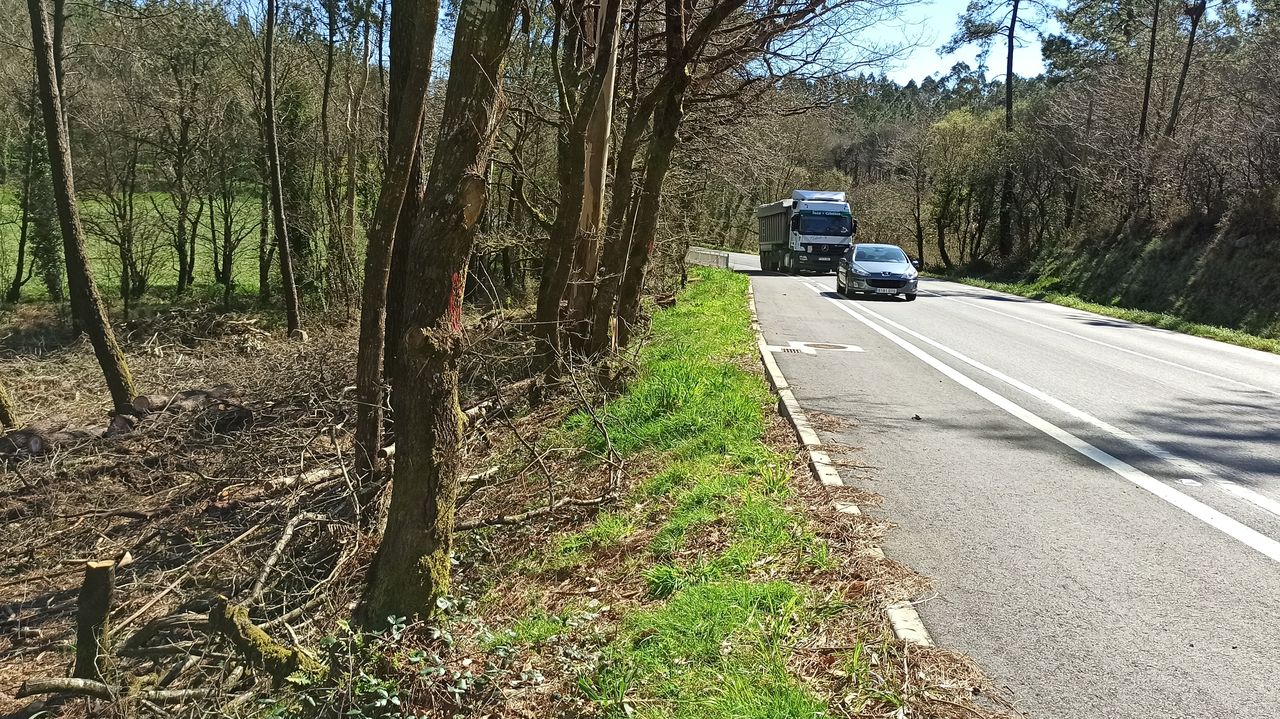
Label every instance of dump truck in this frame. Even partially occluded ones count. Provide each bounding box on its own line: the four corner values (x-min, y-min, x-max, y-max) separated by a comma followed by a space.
756, 190, 858, 273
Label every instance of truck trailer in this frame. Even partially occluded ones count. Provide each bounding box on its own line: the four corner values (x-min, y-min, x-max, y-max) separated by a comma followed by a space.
756, 190, 857, 273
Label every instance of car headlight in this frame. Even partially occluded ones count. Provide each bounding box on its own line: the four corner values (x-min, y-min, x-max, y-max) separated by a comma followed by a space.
851, 265, 870, 277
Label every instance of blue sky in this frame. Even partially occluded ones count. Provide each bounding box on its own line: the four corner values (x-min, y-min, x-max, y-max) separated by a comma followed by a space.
878, 0, 1050, 83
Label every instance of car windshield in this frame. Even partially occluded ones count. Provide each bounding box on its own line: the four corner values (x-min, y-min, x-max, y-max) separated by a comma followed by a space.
797, 213, 852, 236
854, 246, 908, 264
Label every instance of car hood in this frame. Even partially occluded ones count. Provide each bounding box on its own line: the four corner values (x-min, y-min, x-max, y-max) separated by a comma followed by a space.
854, 261, 914, 276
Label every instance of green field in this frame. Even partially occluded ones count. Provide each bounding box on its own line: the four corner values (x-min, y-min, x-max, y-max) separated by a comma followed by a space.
0, 186, 268, 307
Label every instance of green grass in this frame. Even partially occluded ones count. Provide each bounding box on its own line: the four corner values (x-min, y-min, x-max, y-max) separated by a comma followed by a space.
0, 186, 268, 304
555, 269, 843, 717
941, 273, 1280, 355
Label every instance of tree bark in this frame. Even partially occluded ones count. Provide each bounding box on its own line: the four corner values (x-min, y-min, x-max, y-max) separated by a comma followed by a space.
382, 0, 428, 388
73, 560, 115, 682
1163, 0, 1205, 138
262, 0, 303, 336
1137, 0, 1160, 144
995, 0, 1019, 259
565, 1, 623, 341
27, 0, 137, 415
362, 0, 517, 622
0, 378, 17, 428
354, 0, 441, 480
614, 86, 684, 345
535, 0, 624, 362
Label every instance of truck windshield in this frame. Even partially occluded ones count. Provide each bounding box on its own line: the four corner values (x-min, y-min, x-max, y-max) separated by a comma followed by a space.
797, 213, 852, 236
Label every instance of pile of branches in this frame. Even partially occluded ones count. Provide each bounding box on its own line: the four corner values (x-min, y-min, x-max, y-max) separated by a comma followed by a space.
1, 305, 634, 716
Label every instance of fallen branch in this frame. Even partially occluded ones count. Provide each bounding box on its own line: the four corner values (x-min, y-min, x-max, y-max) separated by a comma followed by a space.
456, 493, 613, 531
17, 677, 216, 703
208, 600, 324, 683
246, 512, 328, 607
114, 521, 268, 633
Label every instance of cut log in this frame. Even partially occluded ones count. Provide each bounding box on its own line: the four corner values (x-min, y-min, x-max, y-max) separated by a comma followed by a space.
73, 559, 116, 682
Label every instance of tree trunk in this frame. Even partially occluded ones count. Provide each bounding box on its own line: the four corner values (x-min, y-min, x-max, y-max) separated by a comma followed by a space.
1137, 0, 1160, 143
0, 378, 17, 428
995, 0, 1019, 259
27, 0, 136, 415
586, 89, 656, 356
564, 1, 623, 341
262, 0, 303, 337
354, 0, 441, 480
7, 101, 36, 303
936, 212, 955, 271
382, 0, 428, 388
362, 0, 517, 622
614, 86, 684, 346
536, 0, 624, 364
1163, 0, 1205, 138
72, 560, 115, 682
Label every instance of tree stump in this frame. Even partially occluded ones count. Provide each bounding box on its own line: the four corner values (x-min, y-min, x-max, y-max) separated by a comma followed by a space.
73, 560, 116, 682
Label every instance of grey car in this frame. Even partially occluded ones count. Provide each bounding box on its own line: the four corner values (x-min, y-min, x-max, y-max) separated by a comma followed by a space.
835, 244, 920, 301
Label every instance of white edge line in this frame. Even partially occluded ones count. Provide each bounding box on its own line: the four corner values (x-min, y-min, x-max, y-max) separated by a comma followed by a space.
746, 283, 935, 647
842, 297, 1280, 523
934, 288, 1276, 396
818, 291, 1280, 566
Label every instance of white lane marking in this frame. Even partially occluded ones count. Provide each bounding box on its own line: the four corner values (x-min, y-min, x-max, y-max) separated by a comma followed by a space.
836, 295, 1280, 522
922, 288, 1278, 396
811, 289, 1280, 564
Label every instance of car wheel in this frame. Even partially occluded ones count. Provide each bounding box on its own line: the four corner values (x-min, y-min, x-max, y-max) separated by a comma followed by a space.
904, 293, 917, 302
836, 275, 845, 294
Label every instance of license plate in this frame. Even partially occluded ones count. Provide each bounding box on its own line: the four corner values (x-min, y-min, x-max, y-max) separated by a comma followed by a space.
875, 287, 897, 294
819, 256, 832, 261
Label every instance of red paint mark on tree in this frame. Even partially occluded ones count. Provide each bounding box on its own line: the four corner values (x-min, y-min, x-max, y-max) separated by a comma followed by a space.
448, 271, 463, 332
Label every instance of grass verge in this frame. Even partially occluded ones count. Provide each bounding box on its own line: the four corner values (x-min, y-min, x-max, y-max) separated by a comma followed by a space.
465, 268, 998, 717
940, 273, 1280, 355
263, 268, 1002, 718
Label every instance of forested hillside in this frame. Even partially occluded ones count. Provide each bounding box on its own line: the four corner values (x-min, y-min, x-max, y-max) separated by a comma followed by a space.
702, 1, 1280, 336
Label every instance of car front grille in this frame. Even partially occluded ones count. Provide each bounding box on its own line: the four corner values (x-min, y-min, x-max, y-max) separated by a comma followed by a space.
867, 278, 908, 289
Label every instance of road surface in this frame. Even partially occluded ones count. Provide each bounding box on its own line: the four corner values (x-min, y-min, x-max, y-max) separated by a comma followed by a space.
727, 250, 1280, 718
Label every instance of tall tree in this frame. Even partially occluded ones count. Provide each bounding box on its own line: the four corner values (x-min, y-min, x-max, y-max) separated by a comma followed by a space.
353, 0, 442, 479
946, 0, 1046, 257
1162, 0, 1206, 138
1137, 0, 1160, 142
362, 0, 518, 621
26, 0, 137, 414
534, 0, 623, 361
262, 0, 304, 336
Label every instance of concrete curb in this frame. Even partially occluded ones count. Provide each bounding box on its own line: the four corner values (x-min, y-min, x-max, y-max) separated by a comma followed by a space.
747, 284, 935, 648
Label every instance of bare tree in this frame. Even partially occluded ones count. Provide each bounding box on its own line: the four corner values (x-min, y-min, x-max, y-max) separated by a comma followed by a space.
26, 0, 137, 414
353, 0, 441, 479
262, 0, 303, 337
363, 0, 518, 622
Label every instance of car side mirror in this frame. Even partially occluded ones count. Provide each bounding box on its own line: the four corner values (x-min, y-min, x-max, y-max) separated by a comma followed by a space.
912, 260, 922, 270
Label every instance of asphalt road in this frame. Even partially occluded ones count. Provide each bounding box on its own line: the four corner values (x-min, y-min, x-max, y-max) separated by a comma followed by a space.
726, 250, 1280, 718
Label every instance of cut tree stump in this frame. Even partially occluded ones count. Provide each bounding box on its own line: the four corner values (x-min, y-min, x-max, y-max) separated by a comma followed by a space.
73, 560, 116, 682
